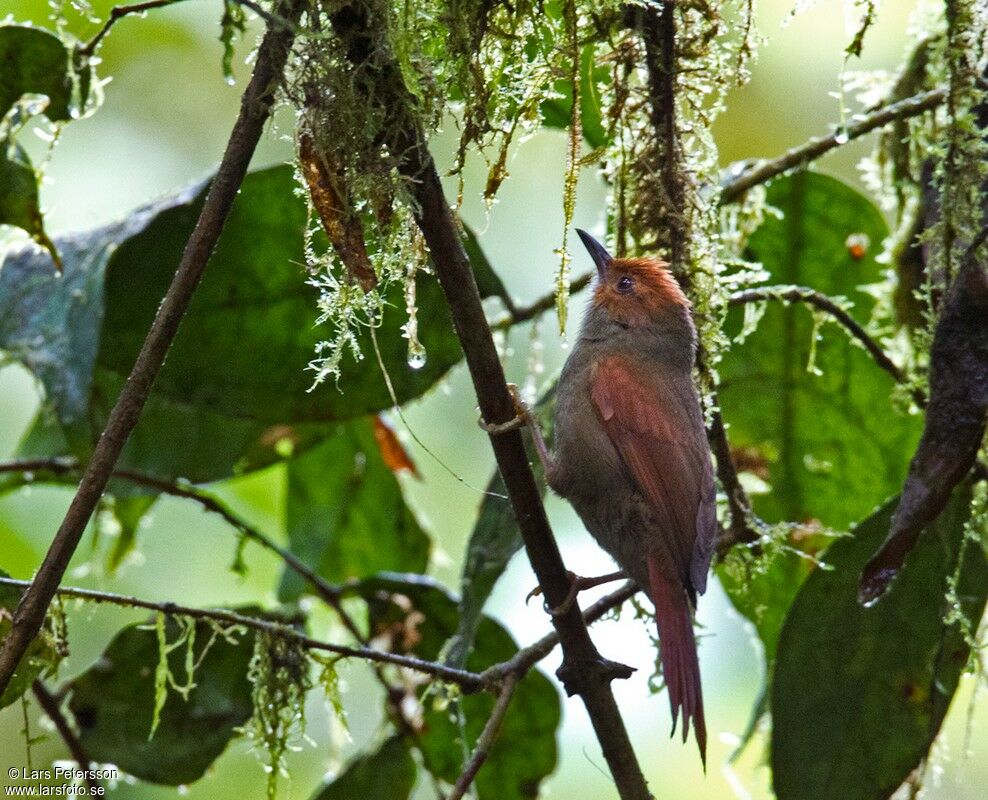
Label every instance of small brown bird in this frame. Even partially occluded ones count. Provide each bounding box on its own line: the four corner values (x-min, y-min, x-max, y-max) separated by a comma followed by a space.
521, 230, 716, 764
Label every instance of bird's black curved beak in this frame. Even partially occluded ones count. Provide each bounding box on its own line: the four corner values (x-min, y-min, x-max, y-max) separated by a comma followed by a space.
575, 229, 612, 278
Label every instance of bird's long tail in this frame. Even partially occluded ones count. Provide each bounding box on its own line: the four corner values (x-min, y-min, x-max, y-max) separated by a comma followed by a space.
648, 558, 706, 768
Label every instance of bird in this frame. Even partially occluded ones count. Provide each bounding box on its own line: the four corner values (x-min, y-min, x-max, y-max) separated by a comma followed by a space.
511, 229, 717, 765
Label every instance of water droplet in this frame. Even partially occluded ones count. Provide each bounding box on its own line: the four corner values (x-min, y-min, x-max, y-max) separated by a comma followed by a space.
407, 347, 427, 370
833, 128, 849, 145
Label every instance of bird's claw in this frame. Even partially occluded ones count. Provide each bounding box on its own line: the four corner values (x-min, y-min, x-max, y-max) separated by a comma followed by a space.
478, 383, 533, 436
527, 570, 628, 617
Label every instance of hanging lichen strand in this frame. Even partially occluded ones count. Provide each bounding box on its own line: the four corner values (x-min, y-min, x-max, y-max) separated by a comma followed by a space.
610, 1, 758, 381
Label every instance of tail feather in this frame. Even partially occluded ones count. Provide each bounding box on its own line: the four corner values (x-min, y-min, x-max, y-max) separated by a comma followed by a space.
648, 558, 707, 768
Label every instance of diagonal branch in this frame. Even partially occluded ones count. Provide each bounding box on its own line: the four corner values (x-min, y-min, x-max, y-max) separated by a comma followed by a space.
318, 7, 650, 796
31, 680, 101, 795
0, 577, 485, 689
720, 88, 946, 203
0, 0, 305, 699
447, 673, 520, 800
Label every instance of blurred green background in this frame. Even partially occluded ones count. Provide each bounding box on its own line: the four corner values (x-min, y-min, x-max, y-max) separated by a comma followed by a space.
1, 1, 985, 798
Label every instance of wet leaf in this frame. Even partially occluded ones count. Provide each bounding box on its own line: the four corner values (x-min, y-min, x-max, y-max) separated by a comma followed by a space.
771, 488, 988, 800
309, 735, 416, 800
68, 613, 256, 785
719, 171, 921, 529
0, 25, 74, 121
277, 419, 431, 600
0, 141, 59, 268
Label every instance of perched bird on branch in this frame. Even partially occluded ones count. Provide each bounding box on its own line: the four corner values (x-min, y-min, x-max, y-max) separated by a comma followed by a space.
506, 230, 716, 765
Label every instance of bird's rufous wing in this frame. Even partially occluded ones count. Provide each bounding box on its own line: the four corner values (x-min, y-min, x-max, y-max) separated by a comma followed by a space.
590, 355, 716, 596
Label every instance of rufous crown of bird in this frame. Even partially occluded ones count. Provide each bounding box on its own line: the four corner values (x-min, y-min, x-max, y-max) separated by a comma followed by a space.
484, 229, 716, 767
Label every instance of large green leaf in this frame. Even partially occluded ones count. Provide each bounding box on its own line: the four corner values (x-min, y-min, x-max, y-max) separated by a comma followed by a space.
309, 736, 416, 800
771, 488, 988, 800
350, 574, 560, 800
0, 25, 74, 121
719, 171, 921, 529
0, 165, 467, 484
278, 419, 431, 599
68, 613, 257, 785
446, 385, 556, 668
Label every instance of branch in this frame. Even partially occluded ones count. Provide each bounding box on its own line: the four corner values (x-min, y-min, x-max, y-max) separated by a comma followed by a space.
447, 674, 519, 800
0, 577, 485, 690
0, 458, 432, 747
708, 406, 762, 554
494, 271, 594, 330
0, 0, 305, 699
316, 6, 651, 798
78, 0, 293, 58
721, 89, 947, 204
31, 680, 101, 795
727, 286, 921, 402
860, 230, 988, 603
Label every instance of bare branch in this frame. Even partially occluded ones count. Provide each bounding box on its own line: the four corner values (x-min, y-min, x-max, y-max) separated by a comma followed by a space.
80, 0, 190, 58
727, 286, 919, 401
0, 577, 486, 689
721, 89, 946, 204
447, 674, 519, 800
31, 680, 101, 795
0, 0, 305, 699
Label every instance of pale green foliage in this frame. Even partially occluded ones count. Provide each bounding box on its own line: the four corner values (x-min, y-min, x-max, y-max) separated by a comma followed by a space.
149, 613, 199, 740
242, 632, 311, 800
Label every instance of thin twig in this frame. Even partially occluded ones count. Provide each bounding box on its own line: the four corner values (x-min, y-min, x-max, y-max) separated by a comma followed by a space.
0, 577, 485, 690
30, 680, 101, 795
0, 0, 305, 700
447, 674, 519, 800
80, 0, 188, 58
727, 286, 918, 399
494, 271, 594, 330
720, 88, 946, 203
78, 0, 295, 59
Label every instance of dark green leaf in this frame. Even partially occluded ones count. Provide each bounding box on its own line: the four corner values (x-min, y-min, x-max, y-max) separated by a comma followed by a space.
68, 614, 257, 785
309, 736, 416, 800
0, 142, 58, 267
540, 44, 609, 149
278, 419, 431, 599
446, 386, 556, 668
0, 570, 59, 709
719, 171, 921, 529
350, 574, 560, 800
771, 488, 988, 800
0, 25, 73, 121
0, 165, 464, 485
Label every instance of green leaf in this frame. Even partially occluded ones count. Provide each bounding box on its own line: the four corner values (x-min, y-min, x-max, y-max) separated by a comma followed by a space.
0, 570, 60, 709
0, 165, 465, 484
309, 736, 416, 800
540, 44, 610, 149
719, 171, 921, 529
0, 141, 58, 267
350, 574, 560, 800
68, 613, 257, 785
446, 385, 556, 668
771, 488, 988, 800
0, 25, 74, 121
277, 419, 431, 599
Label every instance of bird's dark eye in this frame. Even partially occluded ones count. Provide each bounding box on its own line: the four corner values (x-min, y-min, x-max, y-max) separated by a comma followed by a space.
616, 275, 634, 293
